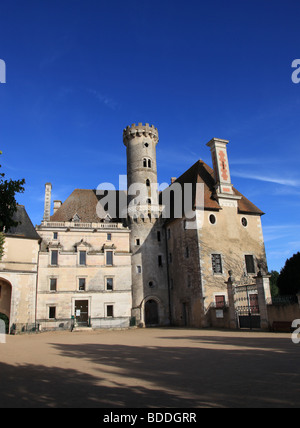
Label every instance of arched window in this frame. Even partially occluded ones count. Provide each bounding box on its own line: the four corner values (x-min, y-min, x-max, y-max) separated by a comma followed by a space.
143, 158, 147, 168
148, 159, 151, 168
146, 179, 150, 187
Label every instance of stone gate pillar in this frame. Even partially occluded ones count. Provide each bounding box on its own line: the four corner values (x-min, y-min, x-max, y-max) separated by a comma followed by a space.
226, 271, 237, 329
255, 272, 270, 330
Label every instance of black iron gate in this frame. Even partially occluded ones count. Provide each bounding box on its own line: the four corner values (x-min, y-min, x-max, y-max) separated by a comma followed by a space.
235, 285, 261, 330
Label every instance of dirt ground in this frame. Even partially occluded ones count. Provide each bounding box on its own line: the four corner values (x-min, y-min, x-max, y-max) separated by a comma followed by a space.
0, 327, 299, 408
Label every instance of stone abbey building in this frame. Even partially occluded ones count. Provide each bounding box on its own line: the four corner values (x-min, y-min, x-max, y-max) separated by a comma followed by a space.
0, 123, 271, 332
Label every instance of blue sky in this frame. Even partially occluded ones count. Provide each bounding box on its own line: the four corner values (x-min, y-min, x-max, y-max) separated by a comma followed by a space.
0, 0, 300, 272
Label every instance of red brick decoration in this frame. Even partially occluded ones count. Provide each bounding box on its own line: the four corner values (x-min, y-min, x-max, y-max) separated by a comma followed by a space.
219, 151, 229, 181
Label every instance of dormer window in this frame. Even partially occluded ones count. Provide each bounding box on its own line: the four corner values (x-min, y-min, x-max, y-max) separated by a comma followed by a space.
73, 213, 81, 222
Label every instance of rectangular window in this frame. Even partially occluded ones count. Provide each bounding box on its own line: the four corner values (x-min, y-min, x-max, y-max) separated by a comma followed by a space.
106, 305, 114, 317
136, 265, 142, 274
250, 294, 259, 313
49, 306, 56, 319
158, 255, 163, 267
107, 233, 112, 241
79, 278, 86, 291
53, 232, 58, 240
79, 251, 87, 266
157, 231, 161, 242
212, 254, 223, 274
51, 250, 58, 266
50, 278, 57, 292
185, 247, 190, 258
245, 255, 255, 274
106, 251, 113, 266
106, 278, 113, 291
215, 295, 226, 308
135, 238, 140, 246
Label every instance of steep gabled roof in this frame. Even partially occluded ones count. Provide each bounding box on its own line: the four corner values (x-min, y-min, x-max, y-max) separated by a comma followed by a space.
5, 205, 41, 240
162, 160, 264, 216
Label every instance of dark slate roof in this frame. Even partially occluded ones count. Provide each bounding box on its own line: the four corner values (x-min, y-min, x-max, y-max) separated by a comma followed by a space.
5, 205, 41, 240
161, 160, 264, 217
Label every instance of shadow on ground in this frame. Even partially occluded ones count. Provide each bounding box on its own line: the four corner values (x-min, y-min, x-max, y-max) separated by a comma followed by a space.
0, 332, 299, 408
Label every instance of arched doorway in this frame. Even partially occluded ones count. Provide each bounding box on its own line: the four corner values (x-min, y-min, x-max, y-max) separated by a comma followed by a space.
0, 278, 12, 333
145, 299, 159, 326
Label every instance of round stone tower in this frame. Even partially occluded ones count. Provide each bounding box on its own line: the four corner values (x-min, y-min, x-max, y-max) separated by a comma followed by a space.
123, 123, 169, 327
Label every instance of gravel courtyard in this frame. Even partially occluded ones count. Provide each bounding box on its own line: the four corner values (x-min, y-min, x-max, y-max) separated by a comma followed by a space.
0, 328, 299, 408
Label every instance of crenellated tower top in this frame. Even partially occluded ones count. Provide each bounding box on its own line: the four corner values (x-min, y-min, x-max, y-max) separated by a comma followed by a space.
123, 123, 159, 146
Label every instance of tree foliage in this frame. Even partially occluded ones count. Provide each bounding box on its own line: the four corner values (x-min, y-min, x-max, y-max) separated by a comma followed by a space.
269, 270, 280, 297
277, 252, 300, 296
0, 151, 25, 260
0, 150, 25, 232
0, 232, 4, 260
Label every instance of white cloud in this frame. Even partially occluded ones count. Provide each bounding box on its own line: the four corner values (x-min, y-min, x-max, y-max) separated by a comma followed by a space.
231, 171, 300, 188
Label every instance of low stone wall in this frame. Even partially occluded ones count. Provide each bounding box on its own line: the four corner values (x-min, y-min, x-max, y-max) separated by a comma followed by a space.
267, 303, 300, 331
207, 307, 232, 329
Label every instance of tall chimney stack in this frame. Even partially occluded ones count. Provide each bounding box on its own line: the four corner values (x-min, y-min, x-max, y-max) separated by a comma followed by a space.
43, 183, 52, 222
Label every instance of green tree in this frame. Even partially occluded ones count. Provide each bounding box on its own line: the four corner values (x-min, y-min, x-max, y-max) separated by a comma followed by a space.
269, 270, 280, 297
0, 232, 4, 259
0, 151, 25, 260
277, 252, 300, 296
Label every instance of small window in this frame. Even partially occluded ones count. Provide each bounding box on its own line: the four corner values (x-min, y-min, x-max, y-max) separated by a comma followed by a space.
51, 250, 58, 266
106, 305, 114, 317
137, 265, 142, 274
53, 232, 58, 240
146, 179, 150, 187
143, 158, 147, 168
149, 281, 154, 288
135, 238, 140, 246
241, 217, 248, 227
245, 255, 255, 274
212, 254, 223, 274
79, 251, 87, 266
107, 233, 112, 241
158, 255, 163, 267
185, 247, 190, 258
144, 142, 149, 148
49, 306, 56, 319
157, 231, 161, 242
215, 295, 226, 308
106, 278, 113, 291
106, 251, 113, 266
146, 198, 151, 205
209, 214, 216, 225
79, 278, 86, 291
50, 278, 57, 292
148, 159, 151, 168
